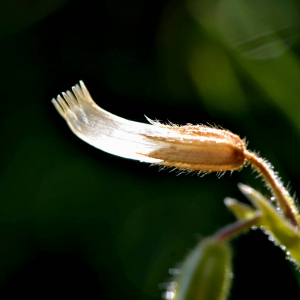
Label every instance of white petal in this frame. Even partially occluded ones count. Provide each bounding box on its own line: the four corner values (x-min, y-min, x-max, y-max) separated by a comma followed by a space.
52, 81, 167, 163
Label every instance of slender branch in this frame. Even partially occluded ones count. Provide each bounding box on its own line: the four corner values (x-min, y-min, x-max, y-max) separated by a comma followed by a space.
214, 214, 262, 242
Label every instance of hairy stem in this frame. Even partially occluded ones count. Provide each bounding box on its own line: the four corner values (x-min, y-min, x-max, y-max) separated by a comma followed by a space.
245, 150, 299, 228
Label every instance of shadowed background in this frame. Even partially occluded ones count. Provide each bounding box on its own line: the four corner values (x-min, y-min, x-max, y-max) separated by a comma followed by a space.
1, 0, 300, 299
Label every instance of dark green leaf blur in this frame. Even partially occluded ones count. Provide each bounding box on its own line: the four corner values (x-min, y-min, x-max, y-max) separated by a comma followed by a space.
1, 0, 300, 299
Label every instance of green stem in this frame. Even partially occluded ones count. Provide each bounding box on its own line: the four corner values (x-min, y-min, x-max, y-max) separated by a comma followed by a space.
214, 214, 262, 242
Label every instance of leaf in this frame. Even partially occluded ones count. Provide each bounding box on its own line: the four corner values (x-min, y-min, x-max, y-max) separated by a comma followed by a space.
237, 184, 300, 264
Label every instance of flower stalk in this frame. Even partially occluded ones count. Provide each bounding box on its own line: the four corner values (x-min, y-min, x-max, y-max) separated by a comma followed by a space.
244, 150, 300, 228
214, 213, 262, 242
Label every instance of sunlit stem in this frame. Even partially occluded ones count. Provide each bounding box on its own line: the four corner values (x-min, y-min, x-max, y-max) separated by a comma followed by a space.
245, 150, 300, 228
214, 214, 262, 242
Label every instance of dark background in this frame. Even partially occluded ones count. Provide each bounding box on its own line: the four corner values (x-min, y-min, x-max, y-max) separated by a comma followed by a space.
1, 0, 300, 299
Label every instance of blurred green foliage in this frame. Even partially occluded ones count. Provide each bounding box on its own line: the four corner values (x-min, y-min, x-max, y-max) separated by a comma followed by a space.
1, 0, 300, 299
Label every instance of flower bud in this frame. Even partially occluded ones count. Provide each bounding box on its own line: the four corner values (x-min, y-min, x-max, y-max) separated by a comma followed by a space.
52, 81, 246, 172
166, 238, 232, 300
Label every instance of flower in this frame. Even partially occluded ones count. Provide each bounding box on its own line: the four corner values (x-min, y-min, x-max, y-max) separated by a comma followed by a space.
52, 81, 246, 172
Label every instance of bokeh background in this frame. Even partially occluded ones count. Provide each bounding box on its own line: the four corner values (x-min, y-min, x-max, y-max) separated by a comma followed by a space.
1, 0, 300, 299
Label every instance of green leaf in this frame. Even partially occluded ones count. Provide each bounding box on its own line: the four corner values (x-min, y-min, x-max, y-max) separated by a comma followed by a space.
238, 184, 300, 265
